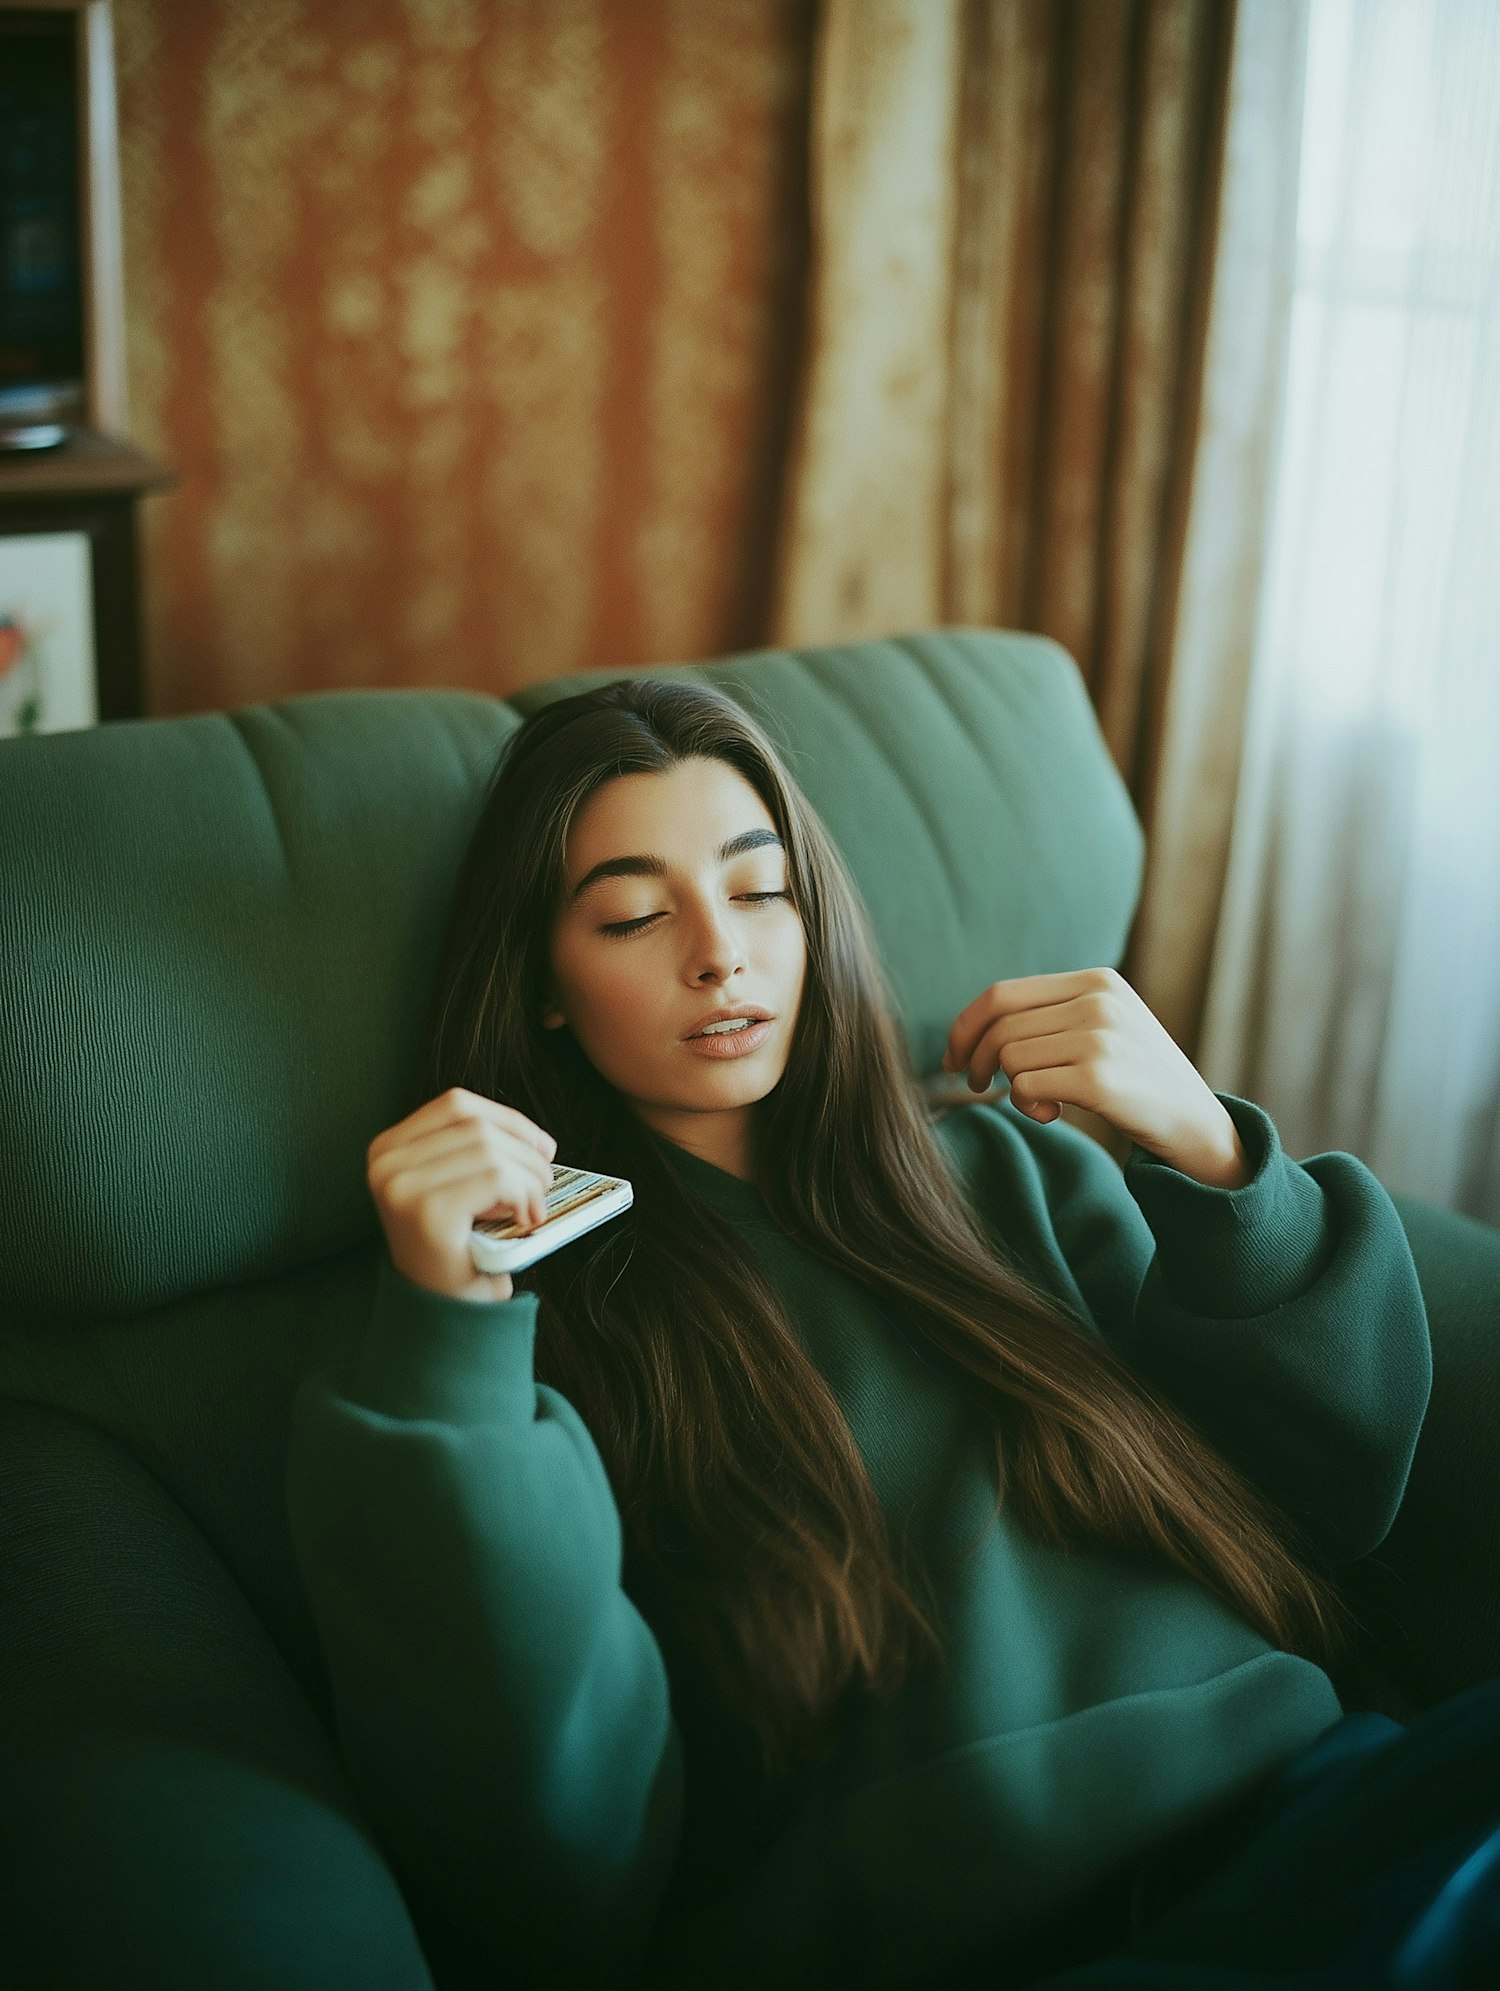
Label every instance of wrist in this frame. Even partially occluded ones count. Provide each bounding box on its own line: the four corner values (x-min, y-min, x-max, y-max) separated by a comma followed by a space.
385, 1243, 513, 1306
1171, 1108, 1252, 1189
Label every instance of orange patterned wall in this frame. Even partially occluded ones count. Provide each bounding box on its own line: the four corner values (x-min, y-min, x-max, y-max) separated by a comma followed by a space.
113, 0, 815, 716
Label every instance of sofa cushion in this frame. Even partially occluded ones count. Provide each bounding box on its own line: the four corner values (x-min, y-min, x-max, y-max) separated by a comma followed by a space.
0, 690, 514, 1319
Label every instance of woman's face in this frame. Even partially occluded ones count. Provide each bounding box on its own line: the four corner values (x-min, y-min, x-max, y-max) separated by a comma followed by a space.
543, 756, 808, 1180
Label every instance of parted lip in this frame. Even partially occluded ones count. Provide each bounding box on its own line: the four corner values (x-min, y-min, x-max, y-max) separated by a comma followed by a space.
682, 1003, 774, 1040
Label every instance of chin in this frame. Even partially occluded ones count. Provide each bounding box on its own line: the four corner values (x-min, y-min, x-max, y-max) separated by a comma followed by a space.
685, 1071, 775, 1099
674, 1061, 785, 1104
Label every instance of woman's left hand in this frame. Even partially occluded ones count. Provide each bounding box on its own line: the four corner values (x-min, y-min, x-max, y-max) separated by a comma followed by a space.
941, 966, 1251, 1189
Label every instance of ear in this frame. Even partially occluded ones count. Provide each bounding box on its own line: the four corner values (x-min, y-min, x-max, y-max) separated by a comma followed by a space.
541, 1003, 566, 1031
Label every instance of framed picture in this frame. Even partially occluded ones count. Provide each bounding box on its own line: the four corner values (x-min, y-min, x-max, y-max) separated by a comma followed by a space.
0, 528, 97, 737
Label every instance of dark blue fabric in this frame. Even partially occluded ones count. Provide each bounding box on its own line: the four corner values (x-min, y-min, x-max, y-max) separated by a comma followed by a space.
1024, 1680, 1500, 1989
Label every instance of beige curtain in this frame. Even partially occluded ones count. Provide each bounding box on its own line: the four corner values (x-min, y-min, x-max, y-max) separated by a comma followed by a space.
770, 0, 1306, 1064
1125, 1, 1308, 1052
1200, 0, 1500, 1226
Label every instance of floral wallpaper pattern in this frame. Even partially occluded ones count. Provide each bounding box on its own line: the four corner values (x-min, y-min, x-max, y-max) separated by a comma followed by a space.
113, 0, 814, 715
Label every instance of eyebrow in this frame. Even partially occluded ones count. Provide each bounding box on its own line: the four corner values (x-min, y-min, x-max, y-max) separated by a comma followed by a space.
569, 828, 785, 903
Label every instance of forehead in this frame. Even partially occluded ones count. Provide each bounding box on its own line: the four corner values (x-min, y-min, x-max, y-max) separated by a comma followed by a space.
564, 758, 776, 873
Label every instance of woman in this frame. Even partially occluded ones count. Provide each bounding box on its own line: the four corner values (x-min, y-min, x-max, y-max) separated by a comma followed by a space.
287, 677, 1496, 1990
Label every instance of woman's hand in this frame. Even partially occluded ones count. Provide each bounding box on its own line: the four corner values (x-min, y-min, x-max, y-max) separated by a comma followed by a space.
941, 966, 1250, 1189
366, 1087, 559, 1303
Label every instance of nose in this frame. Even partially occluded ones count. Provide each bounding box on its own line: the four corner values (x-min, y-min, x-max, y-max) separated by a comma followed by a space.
684, 899, 746, 985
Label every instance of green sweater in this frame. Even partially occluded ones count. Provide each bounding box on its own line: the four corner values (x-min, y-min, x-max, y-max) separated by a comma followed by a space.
285, 1092, 1431, 1989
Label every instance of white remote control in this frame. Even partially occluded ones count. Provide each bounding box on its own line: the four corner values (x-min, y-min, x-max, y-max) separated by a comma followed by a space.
469, 1163, 633, 1274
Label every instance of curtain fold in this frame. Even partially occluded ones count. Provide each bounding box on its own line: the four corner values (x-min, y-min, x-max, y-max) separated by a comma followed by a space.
770, 0, 965, 640
769, 0, 1247, 1049
1121, 0, 1309, 1052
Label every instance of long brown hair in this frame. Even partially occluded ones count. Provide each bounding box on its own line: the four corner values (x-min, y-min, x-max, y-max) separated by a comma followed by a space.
419, 676, 1362, 1782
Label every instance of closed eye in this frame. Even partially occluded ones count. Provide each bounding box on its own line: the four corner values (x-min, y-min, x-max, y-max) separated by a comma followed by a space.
599, 891, 790, 938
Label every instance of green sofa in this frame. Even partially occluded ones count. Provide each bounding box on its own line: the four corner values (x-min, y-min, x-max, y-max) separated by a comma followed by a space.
2, 627, 1496, 1988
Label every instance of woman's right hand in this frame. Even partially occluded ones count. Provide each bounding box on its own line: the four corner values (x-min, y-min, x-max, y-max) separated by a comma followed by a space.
366, 1087, 558, 1304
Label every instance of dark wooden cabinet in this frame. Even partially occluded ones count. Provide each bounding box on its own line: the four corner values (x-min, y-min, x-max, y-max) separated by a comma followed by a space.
2, 3, 173, 732
0, 428, 174, 724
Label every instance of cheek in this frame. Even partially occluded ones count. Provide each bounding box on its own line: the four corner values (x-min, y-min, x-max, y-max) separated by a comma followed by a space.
781, 913, 809, 987
558, 940, 668, 1041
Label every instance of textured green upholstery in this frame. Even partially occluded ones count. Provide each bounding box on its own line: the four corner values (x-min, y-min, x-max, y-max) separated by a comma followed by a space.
1342, 1194, 1500, 1704
1, 691, 518, 1320
1, 626, 1495, 1989
1, 628, 1141, 1324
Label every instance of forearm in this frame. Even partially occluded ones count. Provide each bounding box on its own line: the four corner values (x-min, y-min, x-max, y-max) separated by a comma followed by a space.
1117, 1096, 1433, 1561
286, 1254, 683, 1983
968, 1093, 1434, 1566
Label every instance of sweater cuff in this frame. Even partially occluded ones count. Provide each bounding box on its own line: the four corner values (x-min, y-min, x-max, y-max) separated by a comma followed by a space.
344, 1251, 542, 1426
1122, 1092, 1331, 1318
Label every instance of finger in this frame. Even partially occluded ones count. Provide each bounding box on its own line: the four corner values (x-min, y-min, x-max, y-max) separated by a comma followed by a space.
368, 1120, 502, 1184
1007, 1064, 1083, 1120
987, 992, 1113, 1049
462, 1167, 552, 1233
942, 970, 1111, 1074
368, 1092, 472, 1160
951, 1003, 1093, 1089
380, 1141, 550, 1222
475, 1196, 546, 1230
955, 1007, 1100, 1088
369, 1123, 551, 1200
370, 1089, 557, 1166
984, 1026, 1096, 1093
427, 1171, 548, 1237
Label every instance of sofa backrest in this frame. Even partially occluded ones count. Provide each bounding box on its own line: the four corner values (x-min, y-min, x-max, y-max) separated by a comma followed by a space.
1, 627, 1139, 1326
0, 626, 1133, 1718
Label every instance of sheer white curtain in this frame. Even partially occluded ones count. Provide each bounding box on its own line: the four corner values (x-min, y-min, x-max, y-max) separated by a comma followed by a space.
1200, 0, 1500, 1226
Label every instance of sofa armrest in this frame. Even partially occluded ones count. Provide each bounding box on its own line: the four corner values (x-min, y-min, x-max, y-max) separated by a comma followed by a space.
0, 1399, 437, 1991
1336, 1195, 1500, 1705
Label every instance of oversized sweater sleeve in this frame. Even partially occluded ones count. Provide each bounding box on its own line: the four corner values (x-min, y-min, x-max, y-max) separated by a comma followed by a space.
938, 1089, 1432, 1567
284, 1251, 684, 1989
